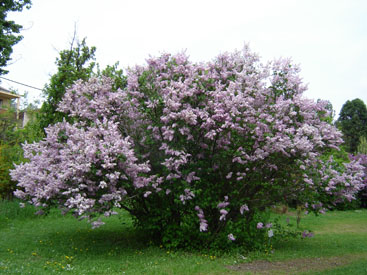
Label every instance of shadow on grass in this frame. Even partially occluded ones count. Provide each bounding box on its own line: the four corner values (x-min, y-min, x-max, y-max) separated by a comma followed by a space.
2, 207, 163, 262
44, 224, 151, 254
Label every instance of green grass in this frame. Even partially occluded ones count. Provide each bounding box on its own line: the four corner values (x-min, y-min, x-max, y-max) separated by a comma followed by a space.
273, 210, 367, 258
1, 200, 367, 274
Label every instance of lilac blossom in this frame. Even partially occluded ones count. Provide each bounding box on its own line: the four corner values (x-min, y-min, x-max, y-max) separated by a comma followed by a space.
217, 196, 230, 209
349, 154, 367, 204
195, 206, 208, 232
228, 233, 236, 241
240, 204, 249, 214
219, 209, 228, 221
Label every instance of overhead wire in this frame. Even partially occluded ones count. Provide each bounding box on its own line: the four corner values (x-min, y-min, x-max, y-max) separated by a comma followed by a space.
0, 76, 43, 91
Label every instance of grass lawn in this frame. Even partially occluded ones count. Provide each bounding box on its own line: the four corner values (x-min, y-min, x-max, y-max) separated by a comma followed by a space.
1, 200, 367, 274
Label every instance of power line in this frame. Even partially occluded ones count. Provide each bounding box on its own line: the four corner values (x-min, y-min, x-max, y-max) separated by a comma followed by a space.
0, 76, 43, 91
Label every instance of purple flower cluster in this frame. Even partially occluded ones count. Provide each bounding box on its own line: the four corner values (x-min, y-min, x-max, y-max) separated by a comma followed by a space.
195, 206, 208, 232
11, 46, 365, 235
11, 119, 152, 224
302, 230, 314, 238
257, 222, 272, 229
349, 154, 367, 203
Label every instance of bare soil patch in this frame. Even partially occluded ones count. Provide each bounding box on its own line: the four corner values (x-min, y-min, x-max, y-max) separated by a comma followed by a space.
226, 254, 366, 274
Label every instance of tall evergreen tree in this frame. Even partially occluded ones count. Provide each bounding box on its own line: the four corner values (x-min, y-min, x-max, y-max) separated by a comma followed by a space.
0, 0, 32, 75
337, 98, 367, 153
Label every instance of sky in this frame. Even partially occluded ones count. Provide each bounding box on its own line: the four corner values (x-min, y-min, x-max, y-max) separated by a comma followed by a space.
2, 0, 367, 118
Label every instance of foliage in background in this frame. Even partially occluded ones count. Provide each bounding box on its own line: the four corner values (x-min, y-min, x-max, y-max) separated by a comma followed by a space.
96, 62, 127, 91
357, 136, 367, 155
0, 0, 32, 75
337, 98, 367, 153
0, 96, 42, 199
335, 99, 367, 208
11, 47, 365, 250
0, 105, 19, 199
0, 144, 23, 199
0, 106, 17, 142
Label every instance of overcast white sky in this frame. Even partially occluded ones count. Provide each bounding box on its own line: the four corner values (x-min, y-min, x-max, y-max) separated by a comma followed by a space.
2, 0, 367, 117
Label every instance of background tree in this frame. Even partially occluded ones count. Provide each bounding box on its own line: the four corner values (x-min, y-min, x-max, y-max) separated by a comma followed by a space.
96, 62, 127, 91
0, 93, 41, 199
0, 0, 32, 75
357, 136, 367, 155
37, 36, 96, 131
0, 105, 18, 142
337, 98, 367, 153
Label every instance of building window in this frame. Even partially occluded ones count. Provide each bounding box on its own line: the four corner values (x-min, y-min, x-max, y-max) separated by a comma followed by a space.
0, 99, 3, 108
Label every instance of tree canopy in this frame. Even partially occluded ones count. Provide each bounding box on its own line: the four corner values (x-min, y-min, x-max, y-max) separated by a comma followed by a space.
0, 0, 32, 75
37, 37, 97, 130
337, 98, 367, 153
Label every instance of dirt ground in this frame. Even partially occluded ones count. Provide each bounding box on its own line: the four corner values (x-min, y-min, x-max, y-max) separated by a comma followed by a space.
226, 255, 364, 274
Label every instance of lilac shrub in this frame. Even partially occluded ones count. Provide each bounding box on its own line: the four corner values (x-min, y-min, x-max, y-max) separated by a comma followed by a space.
349, 154, 367, 207
11, 46, 365, 249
